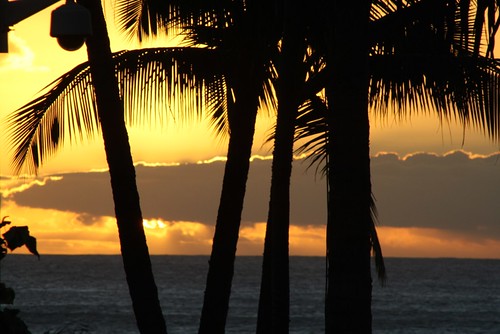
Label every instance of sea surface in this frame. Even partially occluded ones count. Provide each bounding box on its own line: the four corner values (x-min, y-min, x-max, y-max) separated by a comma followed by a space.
1, 255, 499, 333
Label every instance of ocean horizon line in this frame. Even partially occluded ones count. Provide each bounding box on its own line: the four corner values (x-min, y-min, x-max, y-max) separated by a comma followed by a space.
5, 253, 500, 261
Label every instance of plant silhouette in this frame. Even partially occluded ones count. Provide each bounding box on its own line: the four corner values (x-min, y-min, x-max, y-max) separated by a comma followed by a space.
6, 1, 171, 332
113, 2, 280, 332
0, 216, 39, 334
293, 1, 500, 332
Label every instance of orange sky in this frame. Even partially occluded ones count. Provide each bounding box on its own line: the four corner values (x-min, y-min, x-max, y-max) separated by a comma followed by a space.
1, 1, 499, 258
4, 199, 500, 258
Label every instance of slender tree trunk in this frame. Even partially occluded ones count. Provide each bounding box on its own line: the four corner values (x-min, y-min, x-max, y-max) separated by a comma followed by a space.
198, 68, 260, 334
79, 1, 167, 333
257, 1, 305, 332
325, 1, 373, 333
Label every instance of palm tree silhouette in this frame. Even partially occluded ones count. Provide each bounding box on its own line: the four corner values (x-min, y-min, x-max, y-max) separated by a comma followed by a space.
294, 1, 500, 332
255, 1, 310, 332
114, 1, 283, 332
7, 1, 374, 333
114, 3, 318, 332
68, 1, 169, 333
7, 46, 229, 332
6, 4, 228, 334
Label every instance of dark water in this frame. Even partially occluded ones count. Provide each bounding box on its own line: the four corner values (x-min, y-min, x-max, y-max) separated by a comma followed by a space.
1, 255, 499, 333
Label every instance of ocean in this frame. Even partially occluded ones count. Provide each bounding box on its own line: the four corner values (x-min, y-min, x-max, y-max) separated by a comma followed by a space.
1, 255, 499, 333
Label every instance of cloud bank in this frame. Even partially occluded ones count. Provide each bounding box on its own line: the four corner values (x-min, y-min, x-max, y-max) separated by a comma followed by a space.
372, 150, 500, 239
3, 157, 326, 227
2, 151, 499, 251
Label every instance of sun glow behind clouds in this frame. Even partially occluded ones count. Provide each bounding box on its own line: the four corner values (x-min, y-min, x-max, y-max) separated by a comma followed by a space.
143, 218, 167, 230
142, 219, 214, 254
2, 199, 500, 258
0, 152, 500, 258
377, 226, 500, 259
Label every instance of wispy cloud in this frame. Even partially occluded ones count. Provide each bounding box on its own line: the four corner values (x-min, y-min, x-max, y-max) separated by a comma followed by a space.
1, 175, 63, 198
0, 33, 49, 72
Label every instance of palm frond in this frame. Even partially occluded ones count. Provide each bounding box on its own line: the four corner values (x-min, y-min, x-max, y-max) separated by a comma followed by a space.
114, 0, 245, 42
297, 0, 500, 172
369, 45, 500, 142
113, 0, 167, 41
291, 48, 329, 172
113, 0, 282, 143
369, 0, 500, 142
370, 0, 497, 57
6, 47, 228, 175
6, 62, 99, 175
294, 95, 329, 171
206, 75, 230, 139
370, 194, 387, 284
114, 47, 227, 127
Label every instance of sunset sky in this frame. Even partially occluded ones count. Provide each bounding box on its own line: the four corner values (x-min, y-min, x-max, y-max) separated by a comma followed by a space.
1, 1, 499, 258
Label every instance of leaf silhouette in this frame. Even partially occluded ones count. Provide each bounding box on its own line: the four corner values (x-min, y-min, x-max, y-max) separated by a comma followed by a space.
0, 283, 15, 304
25, 236, 40, 259
0, 216, 11, 229
0, 239, 7, 261
2, 226, 40, 258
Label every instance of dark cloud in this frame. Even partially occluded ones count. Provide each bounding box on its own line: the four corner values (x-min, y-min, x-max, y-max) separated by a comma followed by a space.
5, 151, 500, 239
6, 171, 115, 218
372, 151, 500, 238
6, 158, 325, 226
76, 213, 104, 226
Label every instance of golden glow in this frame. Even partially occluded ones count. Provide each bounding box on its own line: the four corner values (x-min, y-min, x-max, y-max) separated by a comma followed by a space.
370, 111, 500, 156
143, 218, 167, 230
1, 1, 497, 177
0, 200, 121, 255
0, 34, 50, 72
289, 225, 326, 256
377, 226, 500, 259
142, 219, 215, 255
1, 199, 500, 258
238, 223, 326, 256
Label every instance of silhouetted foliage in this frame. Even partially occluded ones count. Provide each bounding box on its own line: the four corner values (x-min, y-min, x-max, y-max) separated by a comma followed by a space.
0, 217, 39, 261
301, 1, 500, 333
0, 216, 39, 334
113, 1, 281, 332
0, 308, 31, 334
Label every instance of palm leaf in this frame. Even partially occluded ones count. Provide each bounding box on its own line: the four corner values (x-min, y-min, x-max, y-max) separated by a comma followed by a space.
294, 2, 500, 281
114, 0, 281, 141
6, 47, 228, 174
369, 0, 500, 141
369, 195, 387, 284
369, 53, 500, 140
294, 95, 329, 170
114, 0, 244, 42
7, 62, 98, 175
370, 0, 495, 56
297, 0, 500, 165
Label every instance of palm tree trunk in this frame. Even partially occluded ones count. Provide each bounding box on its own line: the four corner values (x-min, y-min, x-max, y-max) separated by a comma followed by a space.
325, 1, 373, 333
257, 2, 304, 332
79, 1, 167, 333
198, 71, 260, 334
256, 77, 294, 334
